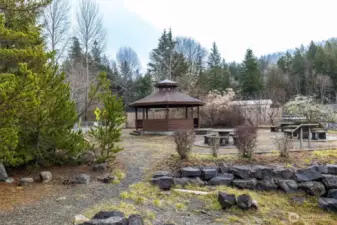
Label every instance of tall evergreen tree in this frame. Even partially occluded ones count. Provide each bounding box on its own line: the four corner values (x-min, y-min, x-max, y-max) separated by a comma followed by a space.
148, 29, 187, 81
0, 0, 82, 166
206, 42, 226, 91
240, 49, 263, 96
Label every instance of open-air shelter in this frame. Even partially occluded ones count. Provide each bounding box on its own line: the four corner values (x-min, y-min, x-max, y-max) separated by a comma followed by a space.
129, 80, 205, 131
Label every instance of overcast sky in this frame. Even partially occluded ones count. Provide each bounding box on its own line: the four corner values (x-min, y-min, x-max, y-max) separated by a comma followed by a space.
73, 0, 337, 68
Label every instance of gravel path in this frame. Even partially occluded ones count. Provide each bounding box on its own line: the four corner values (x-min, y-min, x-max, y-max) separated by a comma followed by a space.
0, 133, 171, 225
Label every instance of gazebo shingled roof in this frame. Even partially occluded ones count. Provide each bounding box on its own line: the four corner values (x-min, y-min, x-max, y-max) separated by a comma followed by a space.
129, 80, 205, 108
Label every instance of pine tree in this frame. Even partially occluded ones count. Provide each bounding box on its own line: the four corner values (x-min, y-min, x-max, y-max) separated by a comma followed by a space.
206, 42, 225, 91
0, 0, 82, 166
69, 37, 83, 62
240, 49, 263, 96
148, 29, 187, 81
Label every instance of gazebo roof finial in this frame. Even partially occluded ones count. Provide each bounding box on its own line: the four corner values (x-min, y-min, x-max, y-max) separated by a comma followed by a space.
155, 79, 178, 88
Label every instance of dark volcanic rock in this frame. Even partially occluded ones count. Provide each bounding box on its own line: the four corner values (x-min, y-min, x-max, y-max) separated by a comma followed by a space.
72, 174, 91, 184
97, 175, 115, 184
152, 171, 170, 179
231, 165, 252, 179
309, 165, 328, 174
273, 168, 294, 179
295, 167, 322, 182
319, 198, 337, 212
253, 165, 274, 180
128, 214, 144, 225
322, 174, 337, 189
327, 164, 337, 174
154, 176, 174, 190
237, 194, 252, 210
208, 174, 233, 186
327, 189, 337, 199
174, 177, 204, 187
181, 167, 201, 178
298, 181, 326, 196
233, 179, 257, 189
92, 211, 125, 219
218, 163, 229, 174
92, 163, 107, 172
218, 192, 236, 209
275, 179, 298, 193
201, 168, 218, 181
256, 179, 277, 191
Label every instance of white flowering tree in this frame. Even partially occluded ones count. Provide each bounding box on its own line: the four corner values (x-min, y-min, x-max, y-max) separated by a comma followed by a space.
284, 95, 336, 123
200, 89, 241, 127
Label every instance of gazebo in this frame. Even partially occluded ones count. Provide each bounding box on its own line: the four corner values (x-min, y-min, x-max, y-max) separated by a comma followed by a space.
129, 80, 205, 132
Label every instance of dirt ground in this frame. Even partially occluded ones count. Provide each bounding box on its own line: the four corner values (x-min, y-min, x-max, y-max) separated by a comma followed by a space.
1, 129, 337, 225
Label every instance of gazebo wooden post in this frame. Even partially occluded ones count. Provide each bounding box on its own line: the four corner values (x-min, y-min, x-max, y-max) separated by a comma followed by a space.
135, 108, 138, 130
142, 108, 145, 120
185, 107, 188, 118
146, 108, 148, 119
191, 107, 194, 118
197, 106, 200, 128
166, 105, 169, 120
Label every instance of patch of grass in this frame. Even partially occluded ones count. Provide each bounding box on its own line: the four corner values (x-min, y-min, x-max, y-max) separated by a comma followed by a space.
175, 203, 187, 211
112, 169, 126, 184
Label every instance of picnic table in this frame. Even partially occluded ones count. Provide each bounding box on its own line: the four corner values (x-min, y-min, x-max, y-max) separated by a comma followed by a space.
210, 129, 235, 136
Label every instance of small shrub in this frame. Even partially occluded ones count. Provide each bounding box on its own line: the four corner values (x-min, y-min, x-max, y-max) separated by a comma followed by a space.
274, 135, 292, 158
235, 125, 258, 159
209, 136, 220, 157
174, 129, 195, 160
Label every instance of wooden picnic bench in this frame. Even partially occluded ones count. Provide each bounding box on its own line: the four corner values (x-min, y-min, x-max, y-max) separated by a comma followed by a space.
204, 134, 230, 146
311, 128, 327, 140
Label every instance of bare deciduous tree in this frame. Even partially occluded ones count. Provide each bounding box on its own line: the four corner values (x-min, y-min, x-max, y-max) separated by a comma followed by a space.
43, 0, 70, 63
76, 0, 106, 121
315, 74, 332, 103
116, 47, 141, 80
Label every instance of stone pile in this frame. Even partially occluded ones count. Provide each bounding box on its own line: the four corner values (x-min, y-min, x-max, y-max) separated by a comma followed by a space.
151, 164, 337, 212
79, 210, 144, 225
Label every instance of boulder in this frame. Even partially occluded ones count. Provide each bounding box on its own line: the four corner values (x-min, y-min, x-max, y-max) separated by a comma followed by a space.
5, 177, 14, 184
298, 181, 326, 196
97, 175, 115, 184
80, 217, 128, 225
275, 179, 298, 193
233, 179, 257, 189
273, 168, 294, 179
327, 189, 337, 199
231, 165, 252, 179
218, 192, 236, 209
19, 177, 34, 186
256, 179, 277, 191
253, 165, 274, 180
92, 211, 124, 219
295, 167, 322, 182
152, 171, 170, 179
233, 179, 253, 189
72, 174, 91, 184
309, 165, 328, 174
174, 177, 204, 187
326, 164, 337, 174
128, 214, 144, 225
201, 168, 218, 181
218, 163, 229, 174
319, 198, 337, 212
40, 171, 52, 183
237, 194, 252, 210
208, 174, 234, 186
0, 163, 8, 181
93, 163, 107, 172
181, 167, 201, 178
322, 174, 337, 189
80, 151, 96, 164
154, 176, 174, 190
